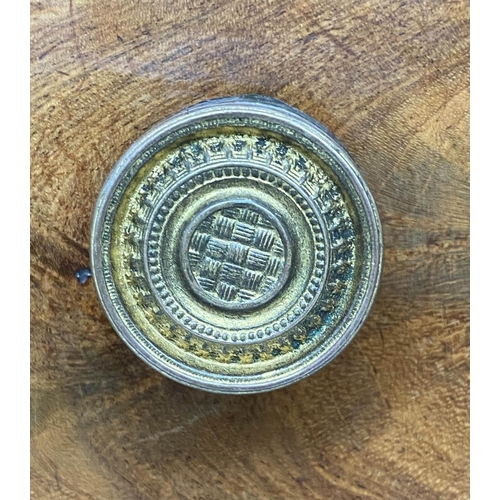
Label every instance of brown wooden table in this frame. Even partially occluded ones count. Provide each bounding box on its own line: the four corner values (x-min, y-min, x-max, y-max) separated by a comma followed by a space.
31, 1, 470, 498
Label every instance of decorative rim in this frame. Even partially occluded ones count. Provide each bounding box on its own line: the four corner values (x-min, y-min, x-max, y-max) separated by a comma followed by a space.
90, 95, 383, 394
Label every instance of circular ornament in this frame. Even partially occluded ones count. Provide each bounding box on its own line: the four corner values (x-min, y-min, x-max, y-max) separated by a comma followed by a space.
91, 95, 383, 393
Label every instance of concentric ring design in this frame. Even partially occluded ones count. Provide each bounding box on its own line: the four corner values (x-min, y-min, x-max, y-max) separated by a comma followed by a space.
90, 95, 383, 394
143, 157, 332, 344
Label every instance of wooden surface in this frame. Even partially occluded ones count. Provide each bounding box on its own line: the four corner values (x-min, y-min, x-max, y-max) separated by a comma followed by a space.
30, 1, 470, 498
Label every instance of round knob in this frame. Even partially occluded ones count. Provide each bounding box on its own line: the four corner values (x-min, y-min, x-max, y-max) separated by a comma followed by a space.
90, 95, 383, 394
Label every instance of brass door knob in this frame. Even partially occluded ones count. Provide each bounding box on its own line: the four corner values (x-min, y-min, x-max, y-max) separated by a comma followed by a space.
91, 95, 383, 393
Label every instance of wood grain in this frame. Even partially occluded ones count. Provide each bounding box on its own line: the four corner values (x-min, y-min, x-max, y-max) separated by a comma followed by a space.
31, 0, 469, 498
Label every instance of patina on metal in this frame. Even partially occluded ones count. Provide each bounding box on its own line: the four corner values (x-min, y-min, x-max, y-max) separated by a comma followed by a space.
90, 95, 383, 394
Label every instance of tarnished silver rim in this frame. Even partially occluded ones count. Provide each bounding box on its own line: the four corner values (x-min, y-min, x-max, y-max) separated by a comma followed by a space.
90, 95, 383, 394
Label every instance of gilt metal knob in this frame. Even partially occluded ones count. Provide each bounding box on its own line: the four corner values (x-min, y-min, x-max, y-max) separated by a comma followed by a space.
91, 95, 383, 393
